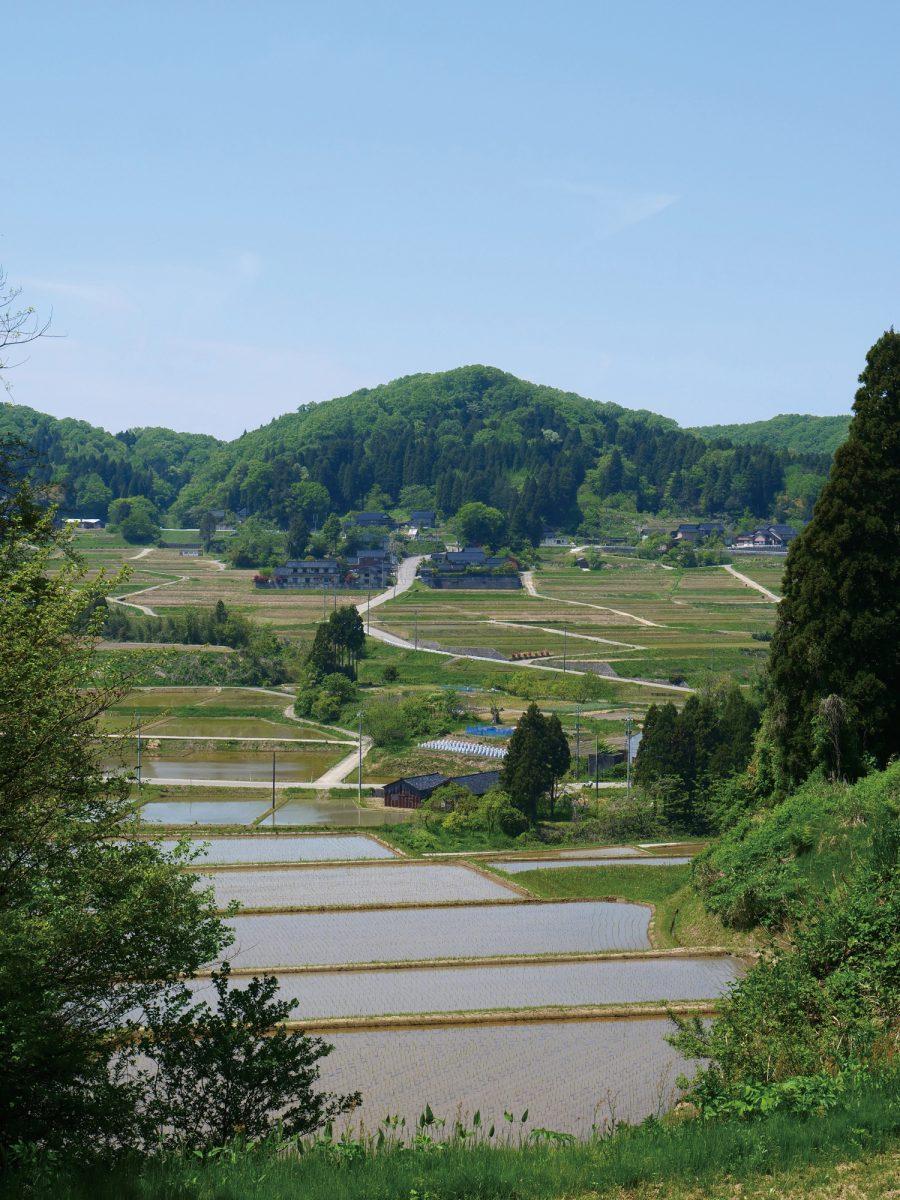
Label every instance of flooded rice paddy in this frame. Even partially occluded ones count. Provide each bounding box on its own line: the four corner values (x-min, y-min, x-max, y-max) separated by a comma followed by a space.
105, 746, 341, 782
272, 799, 411, 826
121, 716, 343, 740
317, 1019, 698, 1136
490, 856, 691, 873
206, 863, 519, 910
154, 833, 398, 864
225, 900, 651, 968
190, 955, 740, 1019
136, 800, 271, 825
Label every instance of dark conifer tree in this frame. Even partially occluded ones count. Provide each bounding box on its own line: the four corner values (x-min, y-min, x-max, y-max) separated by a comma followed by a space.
768, 331, 900, 781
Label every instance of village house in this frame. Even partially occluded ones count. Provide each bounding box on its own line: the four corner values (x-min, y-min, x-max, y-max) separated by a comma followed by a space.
408, 509, 436, 528
731, 523, 798, 549
382, 770, 502, 810
353, 510, 395, 529
269, 559, 341, 588
419, 546, 521, 589
669, 521, 725, 545
64, 517, 104, 530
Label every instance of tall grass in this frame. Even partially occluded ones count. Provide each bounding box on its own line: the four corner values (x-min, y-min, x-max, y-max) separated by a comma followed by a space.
7, 1071, 897, 1200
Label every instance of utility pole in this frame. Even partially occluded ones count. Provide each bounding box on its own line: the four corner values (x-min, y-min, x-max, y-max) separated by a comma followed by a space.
272, 750, 276, 826
357, 710, 363, 824
414, 607, 419, 651
575, 705, 581, 781
322, 585, 326, 620
625, 712, 633, 792
594, 733, 600, 793
562, 623, 568, 673
136, 714, 142, 799
366, 589, 371, 634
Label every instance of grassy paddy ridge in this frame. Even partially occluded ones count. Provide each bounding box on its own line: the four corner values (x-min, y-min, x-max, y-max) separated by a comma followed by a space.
10, 1074, 897, 1200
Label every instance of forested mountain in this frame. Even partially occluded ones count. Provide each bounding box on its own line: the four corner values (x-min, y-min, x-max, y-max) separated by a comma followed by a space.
690, 412, 851, 456
0, 401, 220, 516
3, 367, 834, 534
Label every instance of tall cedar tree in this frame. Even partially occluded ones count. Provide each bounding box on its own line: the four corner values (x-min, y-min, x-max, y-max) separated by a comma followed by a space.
501, 702, 569, 823
768, 331, 900, 781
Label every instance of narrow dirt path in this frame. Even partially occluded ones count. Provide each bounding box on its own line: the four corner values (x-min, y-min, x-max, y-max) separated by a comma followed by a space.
487, 618, 645, 651
108, 575, 187, 617
520, 570, 666, 628
721, 563, 781, 602
129, 546, 154, 561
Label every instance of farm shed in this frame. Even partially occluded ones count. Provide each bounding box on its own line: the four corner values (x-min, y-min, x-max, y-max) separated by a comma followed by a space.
383, 770, 502, 810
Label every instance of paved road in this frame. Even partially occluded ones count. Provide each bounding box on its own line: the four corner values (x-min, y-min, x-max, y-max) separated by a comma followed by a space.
721, 563, 781, 602
359, 558, 691, 692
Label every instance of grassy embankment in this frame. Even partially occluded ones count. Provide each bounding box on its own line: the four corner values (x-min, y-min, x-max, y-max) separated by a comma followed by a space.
9, 1073, 897, 1199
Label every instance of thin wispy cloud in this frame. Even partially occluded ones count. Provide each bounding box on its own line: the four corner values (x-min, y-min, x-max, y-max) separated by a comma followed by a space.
540, 180, 679, 239
20, 277, 133, 311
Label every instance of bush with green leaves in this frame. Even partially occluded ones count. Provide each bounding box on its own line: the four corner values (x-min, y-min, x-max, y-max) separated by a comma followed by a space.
672, 772, 898, 1103
139, 966, 359, 1151
362, 690, 460, 747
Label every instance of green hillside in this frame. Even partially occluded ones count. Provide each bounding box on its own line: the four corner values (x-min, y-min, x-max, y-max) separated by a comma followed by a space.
691, 413, 851, 455
2, 368, 833, 532
0, 401, 221, 516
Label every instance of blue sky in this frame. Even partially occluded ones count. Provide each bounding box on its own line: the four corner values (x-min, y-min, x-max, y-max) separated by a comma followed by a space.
4, 2, 898, 437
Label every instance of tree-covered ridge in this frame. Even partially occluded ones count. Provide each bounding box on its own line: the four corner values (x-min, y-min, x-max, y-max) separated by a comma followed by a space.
0, 400, 221, 516
4, 367, 834, 530
690, 413, 851, 456
171, 366, 831, 530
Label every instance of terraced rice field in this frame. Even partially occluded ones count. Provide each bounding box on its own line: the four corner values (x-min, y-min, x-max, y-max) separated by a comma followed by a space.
318, 1018, 698, 1135
136, 799, 272, 825
205, 862, 520, 910
105, 745, 343, 783
490, 856, 691, 873
224, 900, 651, 968
152, 833, 398, 864
371, 558, 776, 688
271, 798, 412, 826
189, 955, 740, 1019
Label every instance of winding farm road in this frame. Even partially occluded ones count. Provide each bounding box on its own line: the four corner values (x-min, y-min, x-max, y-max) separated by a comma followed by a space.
357, 558, 692, 693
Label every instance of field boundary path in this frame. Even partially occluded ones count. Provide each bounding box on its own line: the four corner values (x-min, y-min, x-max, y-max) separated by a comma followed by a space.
108, 574, 186, 616
359, 560, 691, 692
721, 563, 781, 602
520, 570, 666, 628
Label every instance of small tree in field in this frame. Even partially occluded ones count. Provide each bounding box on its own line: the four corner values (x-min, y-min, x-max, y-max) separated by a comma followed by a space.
141, 966, 360, 1150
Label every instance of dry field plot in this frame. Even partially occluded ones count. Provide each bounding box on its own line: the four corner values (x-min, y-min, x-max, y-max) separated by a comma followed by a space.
224, 900, 651, 968
190, 955, 739, 1018
729, 556, 786, 594
152, 833, 398, 864
318, 1018, 698, 1135
205, 862, 520, 910
373, 560, 777, 687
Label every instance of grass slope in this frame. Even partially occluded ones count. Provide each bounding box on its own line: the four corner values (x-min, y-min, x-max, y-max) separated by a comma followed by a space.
10, 1073, 897, 1199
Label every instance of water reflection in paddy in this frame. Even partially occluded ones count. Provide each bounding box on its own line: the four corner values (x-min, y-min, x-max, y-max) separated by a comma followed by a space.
272, 800, 411, 827
104, 747, 340, 782
207, 863, 517, 909
491, 856, 691, 873
225, 900, 651, 968
136, 800, 271, 825
190, 955, 740, 1018
318, 1019, 697, 1135
152, 834, 398, 864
